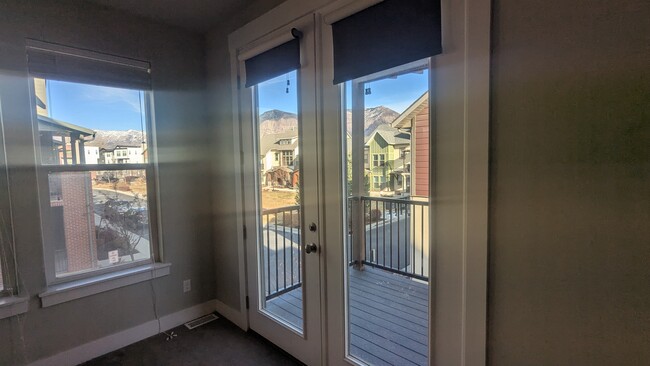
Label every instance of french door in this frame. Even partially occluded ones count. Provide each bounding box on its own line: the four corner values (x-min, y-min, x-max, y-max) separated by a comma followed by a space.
238, 14, 323, 366
232, 1, 490, 365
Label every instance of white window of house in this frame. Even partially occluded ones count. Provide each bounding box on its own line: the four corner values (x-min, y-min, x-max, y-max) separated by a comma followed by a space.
281, 150, 294, 166
27, 41, 160, 285
274, 152, 280, 161
372, 153, 385, 167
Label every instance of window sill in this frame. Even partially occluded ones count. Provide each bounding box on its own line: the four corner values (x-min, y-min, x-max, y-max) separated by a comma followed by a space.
0, 296, 29, 319
39, 262, 171, 308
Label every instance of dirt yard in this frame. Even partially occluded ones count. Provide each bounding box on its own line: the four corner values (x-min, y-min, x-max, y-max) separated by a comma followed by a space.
261, 189, 298, 210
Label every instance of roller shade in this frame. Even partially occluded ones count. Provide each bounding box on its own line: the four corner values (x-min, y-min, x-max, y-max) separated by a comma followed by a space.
26, 42, 151, 90
244, 32, 301, 88
332, 0, 442, 84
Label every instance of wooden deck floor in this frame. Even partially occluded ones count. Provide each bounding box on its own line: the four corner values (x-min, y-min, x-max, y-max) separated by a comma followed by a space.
266, 266, 429, 366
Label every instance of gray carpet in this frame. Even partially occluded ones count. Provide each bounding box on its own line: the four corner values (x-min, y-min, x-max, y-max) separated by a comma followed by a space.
82, 313, 303, 366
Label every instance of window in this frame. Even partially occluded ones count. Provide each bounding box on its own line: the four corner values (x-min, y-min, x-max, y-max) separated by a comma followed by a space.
372, 153, 385, 167
281, 150, 294, 166
28, 43, 158, 284
274, 152, 280, 162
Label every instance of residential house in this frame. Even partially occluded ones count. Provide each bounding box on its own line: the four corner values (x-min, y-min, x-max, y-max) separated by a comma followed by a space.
259, 131, 299, 187
391, 92, 430, 276
392, 92, 429, 197
364, 124, 410, 195
98, 145, 145, 164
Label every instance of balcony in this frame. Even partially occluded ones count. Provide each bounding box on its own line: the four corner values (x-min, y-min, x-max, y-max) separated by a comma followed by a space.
261, 196, 429, 366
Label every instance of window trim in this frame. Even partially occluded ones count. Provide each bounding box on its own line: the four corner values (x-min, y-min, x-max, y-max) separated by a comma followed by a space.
0, 295, 28, 319
28, 75, 163, 286
0, 96, 18, 298
39, 262, 170, 308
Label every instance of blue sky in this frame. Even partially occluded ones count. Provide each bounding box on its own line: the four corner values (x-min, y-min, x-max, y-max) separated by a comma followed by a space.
46, 80, 145, 131
258, 69, 429, 115
47, 67, 428, 129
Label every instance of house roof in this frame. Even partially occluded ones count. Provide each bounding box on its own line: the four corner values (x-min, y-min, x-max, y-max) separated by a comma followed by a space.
392, 91, 429, 129
260, 131, 299, 155
100, 144, 143, 152
37, 115, 96, 136
265, 166, 294, 174
365, 124, 410, 146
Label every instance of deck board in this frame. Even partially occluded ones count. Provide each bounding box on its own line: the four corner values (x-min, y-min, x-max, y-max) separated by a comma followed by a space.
266, 266, 429, 365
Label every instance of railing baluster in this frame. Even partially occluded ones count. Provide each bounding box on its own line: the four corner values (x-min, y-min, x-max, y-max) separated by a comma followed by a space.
381, 203, 386, 267
297, 208, 301, 284
420, 204, 424, 277
283, 211, 287, 290
391, 203, 402, 269
266, 212, 271, 296
290, 209, 294, 287
369, 199, 372, 263
275, 213, 279, 294
389, 201, 393, 268
406, 206, 415, 274
395, 202, 400, 270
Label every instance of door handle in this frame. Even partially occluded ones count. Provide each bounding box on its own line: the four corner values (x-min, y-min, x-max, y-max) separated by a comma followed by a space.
305, 243, 318, 254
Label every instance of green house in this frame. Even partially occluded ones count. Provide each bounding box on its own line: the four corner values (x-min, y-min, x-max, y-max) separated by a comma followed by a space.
364, 124, 410, 194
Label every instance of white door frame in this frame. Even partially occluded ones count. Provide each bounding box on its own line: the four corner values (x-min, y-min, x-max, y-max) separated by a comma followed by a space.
231, 13, 323, 366
228, 0, 490, 365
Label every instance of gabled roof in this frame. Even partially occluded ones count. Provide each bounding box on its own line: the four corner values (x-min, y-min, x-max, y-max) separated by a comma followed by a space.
365, 124, 410, 146
260, 131, 299, 155
392, 92, 429, 129
37, 115, 95, 136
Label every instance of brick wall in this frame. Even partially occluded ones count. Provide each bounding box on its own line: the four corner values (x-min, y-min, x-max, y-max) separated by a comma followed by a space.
60, 173, 96, 273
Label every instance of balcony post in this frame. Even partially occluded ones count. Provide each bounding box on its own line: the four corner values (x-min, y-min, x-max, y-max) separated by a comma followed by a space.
351, 80, 365, 269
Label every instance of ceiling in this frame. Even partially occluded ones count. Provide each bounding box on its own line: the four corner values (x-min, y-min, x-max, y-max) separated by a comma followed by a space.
86, 0, 250, 33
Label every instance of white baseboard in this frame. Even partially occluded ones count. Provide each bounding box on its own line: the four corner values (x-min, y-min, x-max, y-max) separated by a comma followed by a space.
215, 299, 248, 331
29, 299, 217, 366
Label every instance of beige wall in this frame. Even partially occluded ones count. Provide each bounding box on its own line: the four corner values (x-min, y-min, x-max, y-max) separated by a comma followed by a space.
0, 0, 213, 364
206, 0, 286, 311
488, 0, 650, 364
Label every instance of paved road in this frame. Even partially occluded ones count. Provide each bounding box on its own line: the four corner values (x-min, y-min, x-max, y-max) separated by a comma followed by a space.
364, 216, 412, 270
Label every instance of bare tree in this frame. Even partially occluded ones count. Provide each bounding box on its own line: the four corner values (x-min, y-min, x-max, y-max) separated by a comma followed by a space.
98, 181, 146, 262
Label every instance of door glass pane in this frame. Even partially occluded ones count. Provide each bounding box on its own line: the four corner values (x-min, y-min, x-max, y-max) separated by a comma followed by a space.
255, 70, 303, 332
343, 65, 430, 365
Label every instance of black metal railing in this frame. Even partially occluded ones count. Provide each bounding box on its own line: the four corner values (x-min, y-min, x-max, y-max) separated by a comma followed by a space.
356, 196, 429, 281
261, 205, 301, 300
262, 197, 429, 299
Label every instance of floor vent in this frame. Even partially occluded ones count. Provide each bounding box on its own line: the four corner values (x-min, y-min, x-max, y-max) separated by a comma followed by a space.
184, 313, 219, 330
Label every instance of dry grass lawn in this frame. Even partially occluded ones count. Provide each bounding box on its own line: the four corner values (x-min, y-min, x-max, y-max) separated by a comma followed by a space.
261, 189, 298, 210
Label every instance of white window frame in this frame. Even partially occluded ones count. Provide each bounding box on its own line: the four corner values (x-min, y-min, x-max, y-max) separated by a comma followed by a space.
25, 44, 166, 294
0, 81, 29, 319
0, 99, 16, 298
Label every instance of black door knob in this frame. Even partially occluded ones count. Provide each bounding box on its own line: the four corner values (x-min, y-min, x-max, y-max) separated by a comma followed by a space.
305, 243, 318, 254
